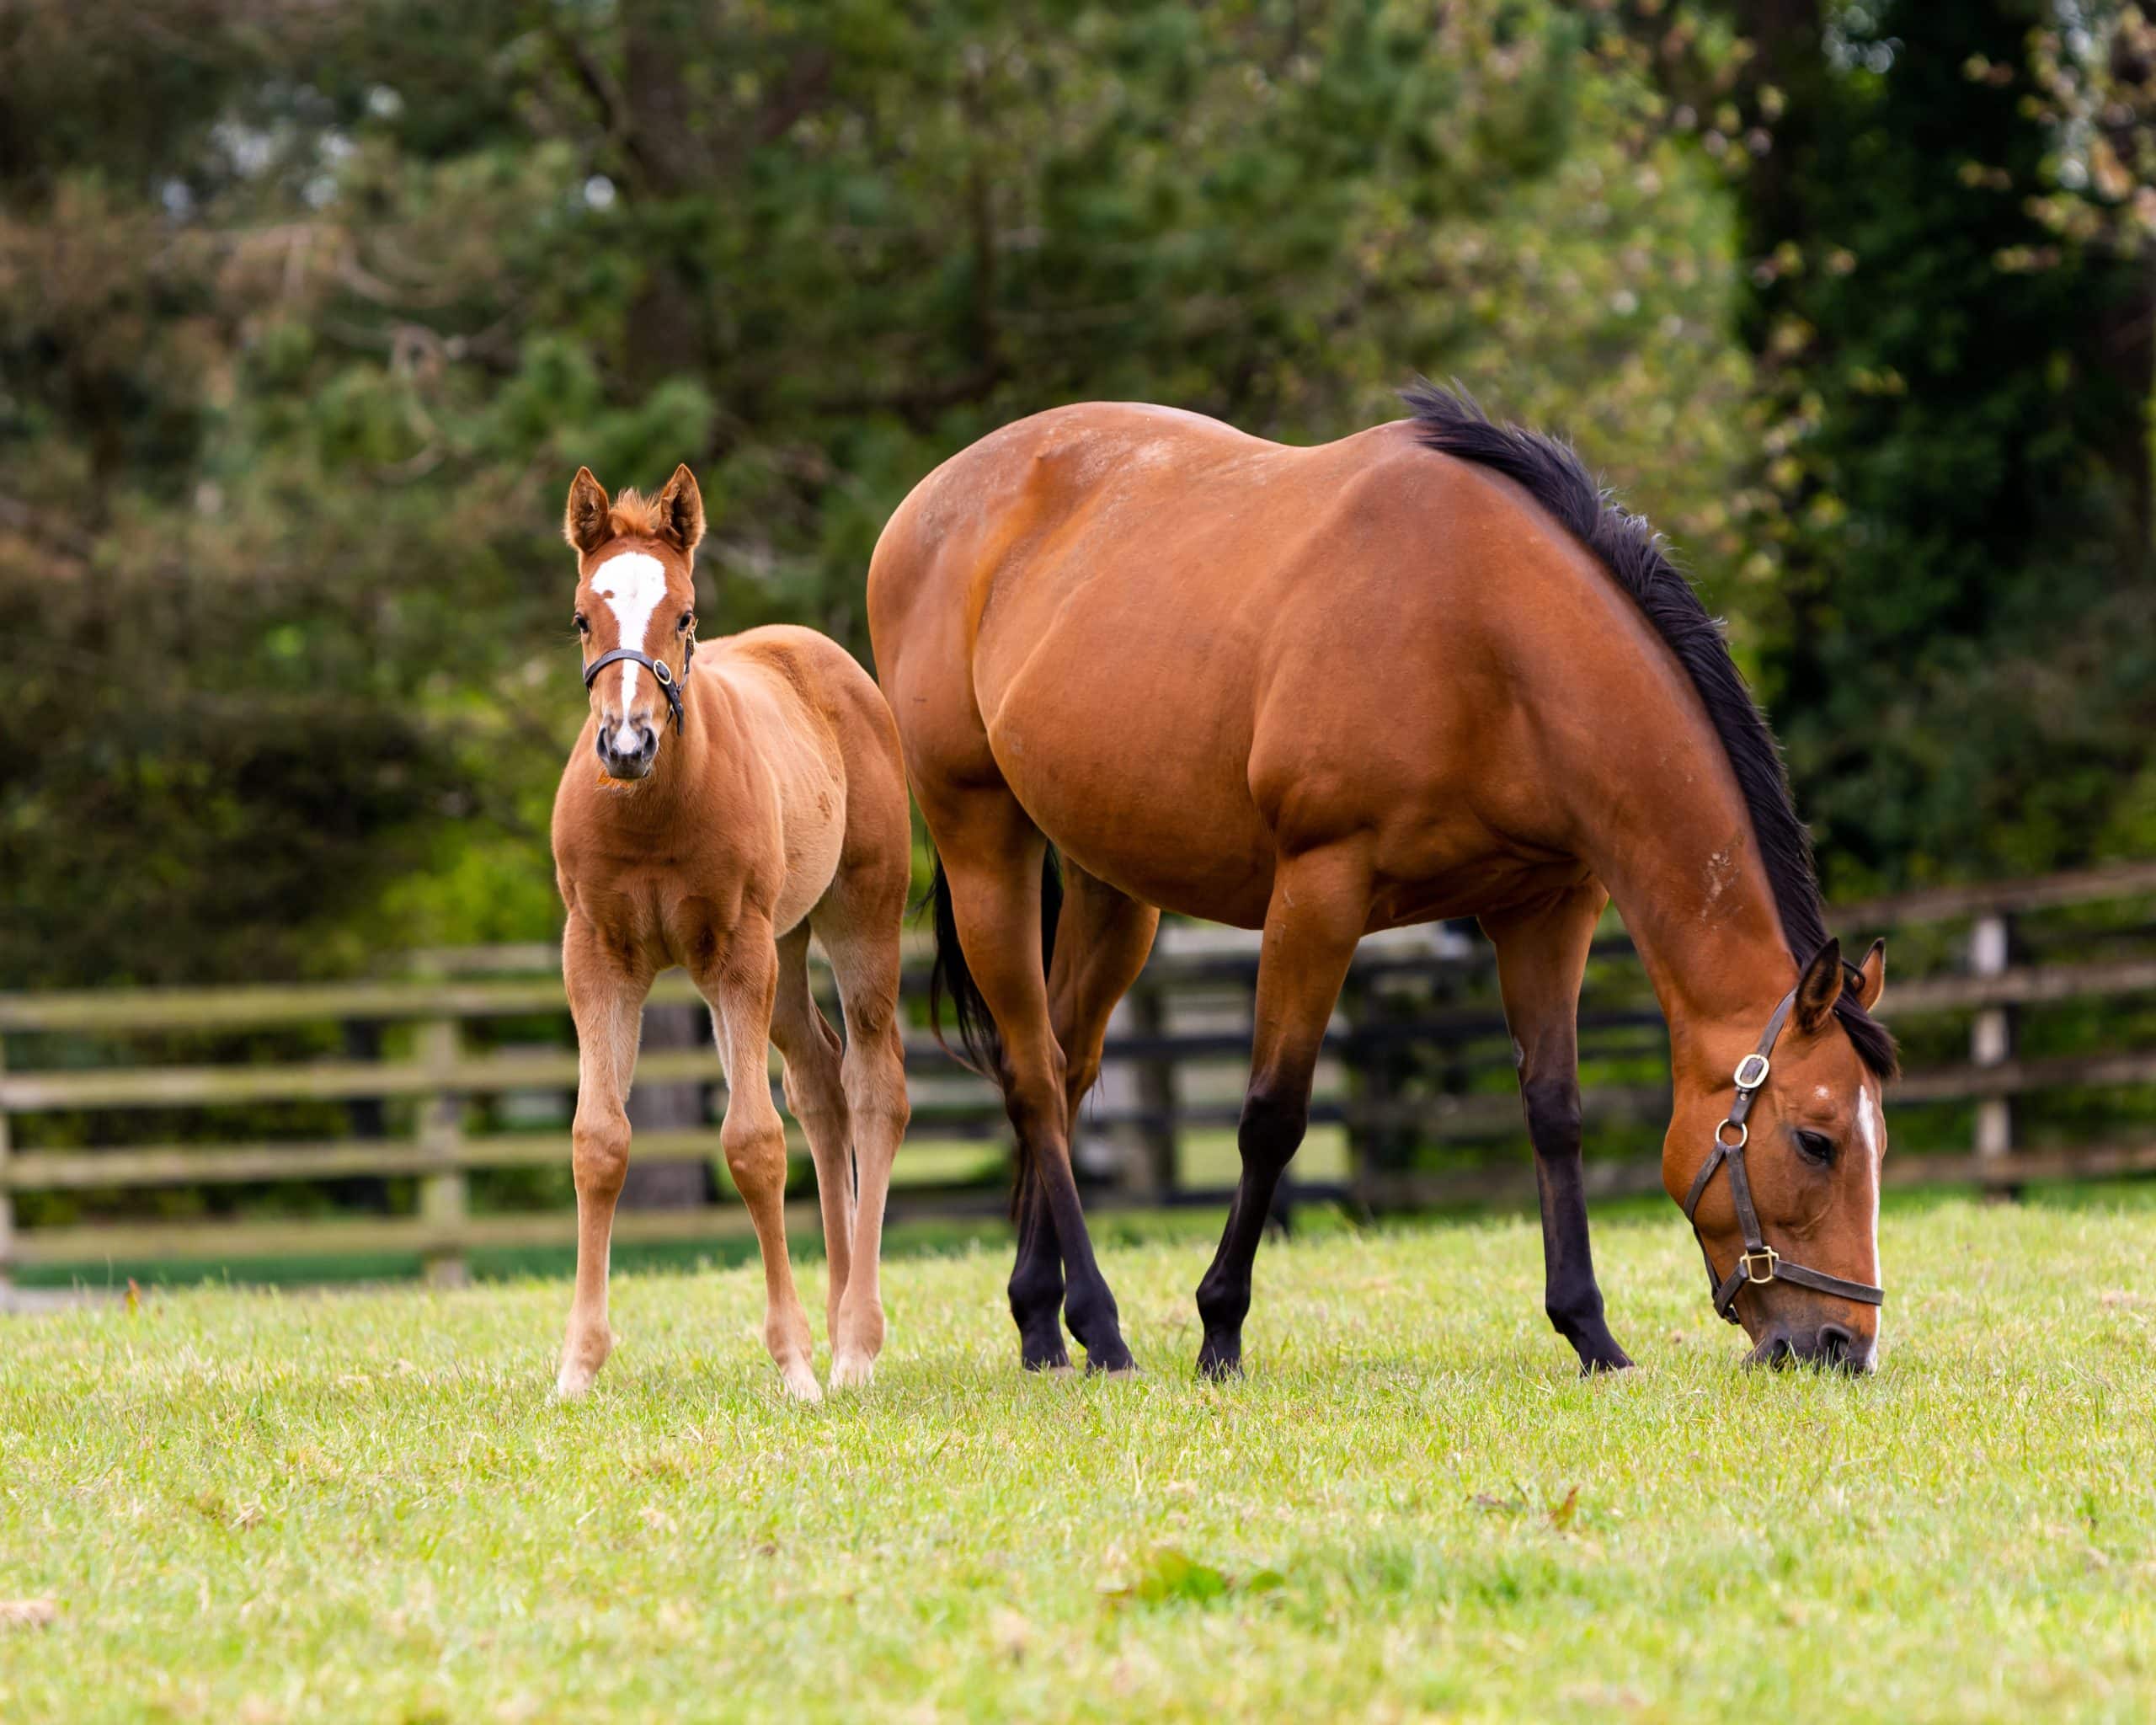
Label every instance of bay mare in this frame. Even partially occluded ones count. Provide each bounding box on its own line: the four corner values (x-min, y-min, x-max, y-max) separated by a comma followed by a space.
868, 387, 1896, 1380
552, 465, 911, 1400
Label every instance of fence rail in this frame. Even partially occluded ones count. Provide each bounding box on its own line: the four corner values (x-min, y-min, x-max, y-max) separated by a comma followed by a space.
5, 862, 2156, 1280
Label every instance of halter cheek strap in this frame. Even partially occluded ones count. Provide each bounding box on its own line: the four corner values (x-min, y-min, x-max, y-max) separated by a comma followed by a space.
1682, 984, 1886, 1323
582, 633, 694, 734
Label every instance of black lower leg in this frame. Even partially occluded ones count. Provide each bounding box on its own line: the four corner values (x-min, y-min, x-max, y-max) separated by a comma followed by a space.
1038, 1166, 1132, 1372
1524, 1078, 1632, 1373
1196, 1087, 1304, 1377
1007, 1173, 1070, 1370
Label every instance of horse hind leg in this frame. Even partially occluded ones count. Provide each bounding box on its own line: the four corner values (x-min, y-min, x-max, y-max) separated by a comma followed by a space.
769, 922, 856, 1350
928, 788, 1136, 1374
812, 876, 911, 1390
1195, 845, 1369, 1378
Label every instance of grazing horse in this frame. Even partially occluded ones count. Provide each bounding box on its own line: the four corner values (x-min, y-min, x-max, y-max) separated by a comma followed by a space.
868, 387, 1896, 1380
552, 464, 911, 1401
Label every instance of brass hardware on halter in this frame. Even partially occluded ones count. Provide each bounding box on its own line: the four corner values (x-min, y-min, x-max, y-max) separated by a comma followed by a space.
1739, 1247, 1780, 1285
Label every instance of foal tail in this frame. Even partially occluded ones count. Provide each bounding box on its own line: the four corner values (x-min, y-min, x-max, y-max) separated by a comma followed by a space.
925, 845, 1064, 1084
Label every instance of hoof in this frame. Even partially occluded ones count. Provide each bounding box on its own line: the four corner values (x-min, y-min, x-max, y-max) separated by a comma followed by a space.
1022, 1343, 1074, 1373
780, 1364, 824, 1403
553, 1365, 598, 1402
829, 1351, 876, 1391
1195, 1336, 1242, 1381
1093, 1364, 1142, 1381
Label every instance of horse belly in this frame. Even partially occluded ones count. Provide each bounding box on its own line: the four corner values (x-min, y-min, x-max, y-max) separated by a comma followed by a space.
985, 657, 1276, 928
770, 756, 846, 936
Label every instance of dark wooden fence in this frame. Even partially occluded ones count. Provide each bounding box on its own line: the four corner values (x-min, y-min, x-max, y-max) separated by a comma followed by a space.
5, 862, 2156, 1283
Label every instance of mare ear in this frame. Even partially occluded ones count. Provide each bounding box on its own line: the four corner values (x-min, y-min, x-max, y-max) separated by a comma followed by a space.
565, 467, 613, 555
1850, 937, 1886, 1012
654, 464, 705, 556
1793, 937, 1844, 1034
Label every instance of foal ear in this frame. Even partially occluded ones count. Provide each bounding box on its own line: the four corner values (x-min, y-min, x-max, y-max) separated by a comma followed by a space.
1850, 937, 1886, 1012
564, 467, 613, 555
654, 464, 705, 557
1793, 937, 1845, 1034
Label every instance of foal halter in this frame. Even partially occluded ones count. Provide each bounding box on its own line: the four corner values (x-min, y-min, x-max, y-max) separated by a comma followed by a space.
582, 636, 693, 734
1682, 984, 1886, 1324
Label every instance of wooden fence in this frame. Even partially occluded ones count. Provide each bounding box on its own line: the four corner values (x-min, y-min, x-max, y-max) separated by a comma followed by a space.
5, 861, 2156, 1283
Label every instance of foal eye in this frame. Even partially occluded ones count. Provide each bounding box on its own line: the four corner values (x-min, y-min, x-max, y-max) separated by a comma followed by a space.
1794, 1129, 1835, 1166
677, 611, 694, 633
574, 613, 590, 634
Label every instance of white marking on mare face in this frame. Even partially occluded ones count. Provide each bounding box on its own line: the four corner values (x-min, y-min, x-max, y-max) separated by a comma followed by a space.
1856, 1081, 1884, 1291
590, 551, 669, 724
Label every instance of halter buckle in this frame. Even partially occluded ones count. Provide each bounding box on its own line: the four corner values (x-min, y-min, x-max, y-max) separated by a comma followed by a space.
1739, 1246, 1780, 1285
654, 660, 673, 686
1732, 1052, 1770, 1091
1715, 1118, 1748, 1151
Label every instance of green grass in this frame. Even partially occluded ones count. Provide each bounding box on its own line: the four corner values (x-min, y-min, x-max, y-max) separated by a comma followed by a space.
3, 1201, 2153, 1722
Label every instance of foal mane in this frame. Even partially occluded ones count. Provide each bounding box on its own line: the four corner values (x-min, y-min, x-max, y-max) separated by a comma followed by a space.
603, 489, 670, 541
1400, 382, 1897, 1079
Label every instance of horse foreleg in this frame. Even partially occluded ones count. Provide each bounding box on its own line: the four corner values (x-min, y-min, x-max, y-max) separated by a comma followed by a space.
703, 926, 822, 1402
558, 921, 650, 1399
1483, 883, 1633, 1374
1196, 846, 1369, 1379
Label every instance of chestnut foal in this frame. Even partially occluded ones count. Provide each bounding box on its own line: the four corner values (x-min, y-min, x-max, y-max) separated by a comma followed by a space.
551, 465, 911, 1401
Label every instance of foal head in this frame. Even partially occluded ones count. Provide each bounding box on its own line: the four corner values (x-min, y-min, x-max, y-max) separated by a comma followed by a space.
563, 464, 703, 781
1667, 937, 1892, 1373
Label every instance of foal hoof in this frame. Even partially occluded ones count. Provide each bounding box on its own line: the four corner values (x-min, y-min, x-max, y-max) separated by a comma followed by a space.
779, 1363, 825, 1403
553, 1365, 599, 1402
829, 1351, 876, 1391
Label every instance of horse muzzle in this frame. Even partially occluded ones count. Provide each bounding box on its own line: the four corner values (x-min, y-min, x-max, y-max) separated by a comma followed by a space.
595, 721, 658, 781
1745, 1319, 1876, 1375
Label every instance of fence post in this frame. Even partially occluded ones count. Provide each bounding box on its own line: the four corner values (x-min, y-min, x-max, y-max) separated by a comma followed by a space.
1338, 963, 1385, 1218
416, 1013, 469, 1286
1971, 911, 2015, 1194
0, 1030, 13, 1294
1118, 979, 1179, 1199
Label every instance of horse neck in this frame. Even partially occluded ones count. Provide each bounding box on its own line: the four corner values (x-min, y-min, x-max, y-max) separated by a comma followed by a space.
601, 673, 723, 827
1566, 702, 1801, 1077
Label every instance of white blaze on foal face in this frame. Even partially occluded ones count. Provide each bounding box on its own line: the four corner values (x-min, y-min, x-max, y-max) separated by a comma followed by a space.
590, 551, 670, 752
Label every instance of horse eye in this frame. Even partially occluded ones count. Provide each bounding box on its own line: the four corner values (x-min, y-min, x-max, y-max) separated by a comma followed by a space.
1794, 1129, 1835, 1167
574, 613, 590, 634
677, 611, 694, 633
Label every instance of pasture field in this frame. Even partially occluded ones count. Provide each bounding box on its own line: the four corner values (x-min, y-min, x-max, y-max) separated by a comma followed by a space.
2, 1199, 2153, 1722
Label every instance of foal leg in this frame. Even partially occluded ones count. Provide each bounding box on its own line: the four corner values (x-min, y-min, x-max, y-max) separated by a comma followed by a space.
817, 895, 911, 1389
769, 922, 856, 1345
1483, 884, 1634, 1373
1195, 846, 1369, 1379
557, 919, 651, 1399
931, 790, 1135, 1373
697, 922, 821, 1401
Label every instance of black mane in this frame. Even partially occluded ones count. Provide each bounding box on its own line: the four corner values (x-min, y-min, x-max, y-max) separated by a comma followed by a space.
1401, 382, 1897, 1079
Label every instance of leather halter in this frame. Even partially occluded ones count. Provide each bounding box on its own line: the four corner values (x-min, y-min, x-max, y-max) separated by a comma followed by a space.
1682, 983, 1886, 1324
582, 636, 693, 735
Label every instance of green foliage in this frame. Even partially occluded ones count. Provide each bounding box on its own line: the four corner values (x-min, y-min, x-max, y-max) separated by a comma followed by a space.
1732, 0, 2156, 892
0, 0, 1751, 985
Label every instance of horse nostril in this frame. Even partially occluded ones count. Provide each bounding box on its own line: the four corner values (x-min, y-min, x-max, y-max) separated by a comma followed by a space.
1818, 1323, 1854, 1363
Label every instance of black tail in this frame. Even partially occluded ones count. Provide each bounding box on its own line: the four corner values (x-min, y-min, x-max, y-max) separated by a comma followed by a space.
923, 845, 1063, 1081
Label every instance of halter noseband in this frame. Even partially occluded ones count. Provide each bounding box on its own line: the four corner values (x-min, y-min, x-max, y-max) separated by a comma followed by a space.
1682, 983, 1886, 1324
582, 636, 693, 735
